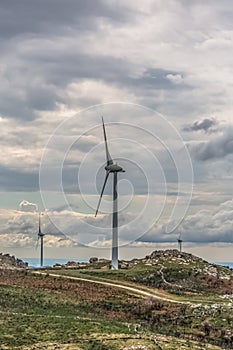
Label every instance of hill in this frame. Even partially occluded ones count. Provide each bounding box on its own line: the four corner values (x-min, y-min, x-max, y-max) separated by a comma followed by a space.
0, 252, 28, 269
1, 250, 233, 349
123, 249, 233, 294
63, 249, 233, 295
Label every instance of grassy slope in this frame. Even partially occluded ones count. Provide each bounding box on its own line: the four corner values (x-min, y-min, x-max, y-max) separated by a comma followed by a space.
65, 250, 233, 295
0, 269, 230, 350
0, 287, 223, 350
1, 249, 233, 349
47, 254, 233, 303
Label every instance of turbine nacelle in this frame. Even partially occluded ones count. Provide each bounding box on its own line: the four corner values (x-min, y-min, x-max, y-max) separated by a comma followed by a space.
38, 212, 45, 238
105, 163, 125, 173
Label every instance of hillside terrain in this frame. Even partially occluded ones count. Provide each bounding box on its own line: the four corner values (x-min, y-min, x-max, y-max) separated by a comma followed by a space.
0, 250, 233, 349
0, 252, 28, 269
56, 249, 233, 295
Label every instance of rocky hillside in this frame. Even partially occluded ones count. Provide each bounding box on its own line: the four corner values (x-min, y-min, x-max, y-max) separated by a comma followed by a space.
0, 253, 28, 269
76, 249, 233, 295
120, 249, 233, 295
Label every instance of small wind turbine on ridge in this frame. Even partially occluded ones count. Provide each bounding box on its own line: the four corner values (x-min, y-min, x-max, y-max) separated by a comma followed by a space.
177, 233, 183, 253
95, 117, 125, 270
36, 212, 45, 267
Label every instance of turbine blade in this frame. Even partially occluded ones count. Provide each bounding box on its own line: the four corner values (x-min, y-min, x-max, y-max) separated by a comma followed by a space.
95, 171, 110, 217
39, 212, 41, 235
102, 117, 113, 166
35, 237, 39, 250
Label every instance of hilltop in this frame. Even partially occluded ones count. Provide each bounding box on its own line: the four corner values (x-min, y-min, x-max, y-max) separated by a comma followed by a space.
1, 249, 232, 295
0, 252, 28, 269
127, 249, 233, 294
60, 249, 233, 295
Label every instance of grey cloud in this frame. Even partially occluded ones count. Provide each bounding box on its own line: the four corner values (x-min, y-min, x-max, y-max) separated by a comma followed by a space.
179, 199, 233, 243
26, 86, 59, 111
0, 1, 191, 123
133, 69, 188, 91
0, 0, 129, 39
19, 53, 183, 98
0, 166, 39, 192
138, 198, 233, 244
0, 88, 37, 120
0, 69, 63, 120
2, 213, 36, 236
183, 118, 217, 133
0, 1, 134, 121
188, 126, 233, 161
2, 195, 233, 248
1, 0, 233, 223
0, 0, 232, 126
0, 210, 76, 248
24, 52, 133, 88
0, 49, 137, 121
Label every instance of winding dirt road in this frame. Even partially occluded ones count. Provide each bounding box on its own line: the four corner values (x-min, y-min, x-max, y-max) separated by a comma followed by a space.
32, 271, 186, 304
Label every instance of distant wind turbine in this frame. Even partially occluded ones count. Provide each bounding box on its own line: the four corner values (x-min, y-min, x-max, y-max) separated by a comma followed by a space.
36, 212, 45, 267
177, 233, 183, 253
95, 117, 125, 270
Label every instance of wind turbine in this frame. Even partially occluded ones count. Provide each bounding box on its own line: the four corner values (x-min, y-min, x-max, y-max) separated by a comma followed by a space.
37, 212, 45, 267
95, 117, 125, 270
177, 233, 183, 253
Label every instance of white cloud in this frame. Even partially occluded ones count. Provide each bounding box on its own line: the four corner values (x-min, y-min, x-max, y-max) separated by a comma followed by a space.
19, 200, 38, 212
180, 199, 233, 243
1, 194, 233, 250
42, 234, 75, 248
0, 233, 34, 248
141, 198, 233, 244
166, 74, 184, 85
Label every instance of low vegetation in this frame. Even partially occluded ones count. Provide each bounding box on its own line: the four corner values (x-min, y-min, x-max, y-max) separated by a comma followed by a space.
0, 250, 233, 349
57, 250, 233, 295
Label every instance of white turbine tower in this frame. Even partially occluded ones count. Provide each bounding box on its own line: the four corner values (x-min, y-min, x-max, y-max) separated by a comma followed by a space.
95, 118, 125, 270
37, 212, 45, 267
177, 233, 183, 253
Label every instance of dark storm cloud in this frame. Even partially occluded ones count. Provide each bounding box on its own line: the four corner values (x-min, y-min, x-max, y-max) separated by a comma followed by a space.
188, 126, 233, 161
183, 118, 217, 133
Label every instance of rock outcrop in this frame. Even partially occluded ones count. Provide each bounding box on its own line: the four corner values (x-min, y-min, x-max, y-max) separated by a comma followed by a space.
0, 253, 28, 269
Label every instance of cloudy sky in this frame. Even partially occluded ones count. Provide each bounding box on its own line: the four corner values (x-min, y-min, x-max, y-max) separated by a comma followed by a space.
1, 0, 233, 262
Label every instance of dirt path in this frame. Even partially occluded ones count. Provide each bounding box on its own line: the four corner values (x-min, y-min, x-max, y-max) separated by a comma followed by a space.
32, 271, 187, 304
